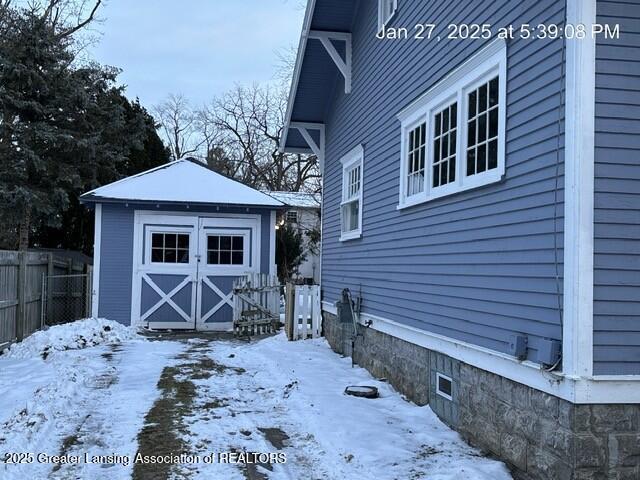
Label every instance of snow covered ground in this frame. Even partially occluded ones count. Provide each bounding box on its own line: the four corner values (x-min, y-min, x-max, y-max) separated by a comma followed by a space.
0, 320, 511, 480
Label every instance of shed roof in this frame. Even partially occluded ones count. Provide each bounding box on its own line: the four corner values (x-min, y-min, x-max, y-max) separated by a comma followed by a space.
263, 191, 321, 209
81, 159, 283, 208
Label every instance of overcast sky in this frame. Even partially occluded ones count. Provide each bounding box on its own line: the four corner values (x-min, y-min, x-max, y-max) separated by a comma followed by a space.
88, 0, 305, 110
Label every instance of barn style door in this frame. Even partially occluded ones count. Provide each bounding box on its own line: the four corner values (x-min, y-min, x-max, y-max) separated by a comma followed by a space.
133, 213, 261, 331
195, 217, 260, 331
134, 215, 198, 330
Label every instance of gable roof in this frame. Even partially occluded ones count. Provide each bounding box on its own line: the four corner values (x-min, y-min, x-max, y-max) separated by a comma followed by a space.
81, 159, 283, 208
263, 191, 321, 209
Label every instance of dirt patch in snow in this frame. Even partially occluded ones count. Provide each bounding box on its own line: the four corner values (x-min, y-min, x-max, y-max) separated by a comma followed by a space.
258, 427, 289, 450
133, 343, 242, 480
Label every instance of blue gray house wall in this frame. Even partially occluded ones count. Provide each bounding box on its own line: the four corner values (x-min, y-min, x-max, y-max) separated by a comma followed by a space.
593, 0, 640, 375
321, 0, 566, 364
97, 202, 275, 325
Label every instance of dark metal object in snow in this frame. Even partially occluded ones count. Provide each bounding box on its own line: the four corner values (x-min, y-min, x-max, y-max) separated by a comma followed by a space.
344, 386, 379, 399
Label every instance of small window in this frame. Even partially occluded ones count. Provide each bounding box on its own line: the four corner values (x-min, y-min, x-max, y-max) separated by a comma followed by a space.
151, 233, 189, 264
207, 235, 244, 265
436, 373, 453, 401
286, 210, 298, 224
340, 145, 364, 241
378, 0, 397, 31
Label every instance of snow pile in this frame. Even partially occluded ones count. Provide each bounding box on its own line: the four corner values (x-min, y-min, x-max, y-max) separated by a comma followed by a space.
1, 318, 138, 360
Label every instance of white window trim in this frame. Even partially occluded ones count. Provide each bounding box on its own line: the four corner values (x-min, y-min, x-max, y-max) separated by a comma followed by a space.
436, 372, 453, 401
340, 144, 364, 242
397, 39, 507, 210
203, 229, 251, 273
377, 0, 398, 32
145, 227, 195, 268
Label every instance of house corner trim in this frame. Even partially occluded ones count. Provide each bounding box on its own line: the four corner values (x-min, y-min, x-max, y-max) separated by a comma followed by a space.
563, 0, 596, 378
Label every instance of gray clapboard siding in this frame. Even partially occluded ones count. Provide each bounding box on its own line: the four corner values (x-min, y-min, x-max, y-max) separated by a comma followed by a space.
593, 0, 640, 375
98, 204, 135, 325
320, 0, 566, 362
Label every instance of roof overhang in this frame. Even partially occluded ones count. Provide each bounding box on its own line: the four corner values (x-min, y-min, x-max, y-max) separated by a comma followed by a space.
279, 0, 357, 160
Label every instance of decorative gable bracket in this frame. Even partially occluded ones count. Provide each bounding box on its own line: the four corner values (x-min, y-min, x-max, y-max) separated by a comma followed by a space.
290, 122, 326, 170
308, 30, 352, 94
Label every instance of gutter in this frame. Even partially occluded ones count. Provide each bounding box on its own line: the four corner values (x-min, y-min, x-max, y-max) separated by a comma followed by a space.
279, 0, 317, 153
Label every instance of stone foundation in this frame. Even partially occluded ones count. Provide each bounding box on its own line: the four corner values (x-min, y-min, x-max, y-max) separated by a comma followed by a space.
323, 311, 640, 480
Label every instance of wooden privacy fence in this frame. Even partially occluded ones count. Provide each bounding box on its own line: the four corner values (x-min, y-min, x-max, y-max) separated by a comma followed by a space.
0, 251, 92, 349
285, 283, 321, 340
233, 273, 280, 336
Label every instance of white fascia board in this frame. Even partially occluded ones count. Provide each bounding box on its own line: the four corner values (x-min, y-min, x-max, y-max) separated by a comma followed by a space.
270, 210, 277, 277
280, 0, 317, 153
322, 302, 640, 404
563, 0, 596, 378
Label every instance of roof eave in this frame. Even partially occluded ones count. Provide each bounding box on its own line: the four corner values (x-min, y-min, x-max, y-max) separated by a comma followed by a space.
79, 195, 284, 209
279, 0, 318, 153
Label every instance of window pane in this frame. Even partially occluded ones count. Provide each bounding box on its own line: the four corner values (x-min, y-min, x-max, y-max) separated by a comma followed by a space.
489, 108, 498, 139
152, 234, 163, 248
467, 149, 476, 176
477, 143, 487, 173
451, 103, 457, 128
478, 113, 487, 142
178, 249, 189, 263
468, 91, 477, 119
178, 234, 189, 249
232, 236, 244, 250
450, 130, 457, 155
433, 165, 440, 188
450, 154, 456, 182
488, 139, 498, 170
164, 249, 176, 263
220, 251, 231, 265
165, 234, 177, 248
467, 120, 476, 147
208, 251, 219, 265
489, 77, 499, 107
208, 236, 219, 250
348, 202, 359, 231
232, 252, 243, 265
435, 113, 441, 136
442, 108, 449, 131
151, 248, 163, 263
479, 84, 488, 112
220, 236, 232, 250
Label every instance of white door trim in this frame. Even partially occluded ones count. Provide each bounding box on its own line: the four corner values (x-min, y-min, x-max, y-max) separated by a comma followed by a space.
91, 204, 102, 318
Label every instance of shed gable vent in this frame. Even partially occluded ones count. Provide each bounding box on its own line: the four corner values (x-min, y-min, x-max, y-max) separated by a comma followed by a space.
436, 373, 453, 401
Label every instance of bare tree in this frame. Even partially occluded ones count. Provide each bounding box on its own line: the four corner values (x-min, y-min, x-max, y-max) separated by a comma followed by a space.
198, 83, 320, 192
154, 93, 204, 160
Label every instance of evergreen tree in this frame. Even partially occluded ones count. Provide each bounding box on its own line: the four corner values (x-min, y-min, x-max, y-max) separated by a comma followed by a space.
0, 3, 169, 251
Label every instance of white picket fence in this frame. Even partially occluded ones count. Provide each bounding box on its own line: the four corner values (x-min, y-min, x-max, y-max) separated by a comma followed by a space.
285, 284, 321, 340
233, 273, 280, 336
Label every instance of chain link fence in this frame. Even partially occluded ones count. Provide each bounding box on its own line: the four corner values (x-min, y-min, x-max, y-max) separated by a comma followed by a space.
42, 273, 92, 327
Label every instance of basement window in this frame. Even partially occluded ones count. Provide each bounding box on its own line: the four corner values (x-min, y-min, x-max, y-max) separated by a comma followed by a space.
436, 373, 453, 401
